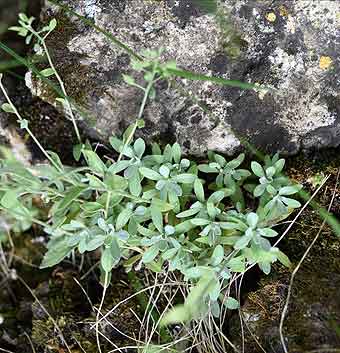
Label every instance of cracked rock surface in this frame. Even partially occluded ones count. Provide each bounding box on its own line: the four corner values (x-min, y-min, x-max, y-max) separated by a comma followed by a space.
27, 0, 340, 156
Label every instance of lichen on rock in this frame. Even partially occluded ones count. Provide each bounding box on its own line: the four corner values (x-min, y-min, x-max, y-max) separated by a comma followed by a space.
25, 0, 340, 156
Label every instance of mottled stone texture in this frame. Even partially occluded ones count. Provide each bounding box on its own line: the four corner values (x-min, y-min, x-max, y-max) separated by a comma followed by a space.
27, 0, 339, 155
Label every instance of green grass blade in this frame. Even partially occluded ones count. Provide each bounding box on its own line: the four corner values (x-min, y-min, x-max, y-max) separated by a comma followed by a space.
4, 70, 25, 80
168, 67, 262, 90
0, 55, 45, 73
193, 0, 217, 13
0, 42, 63, 94
0, 59, 24, 72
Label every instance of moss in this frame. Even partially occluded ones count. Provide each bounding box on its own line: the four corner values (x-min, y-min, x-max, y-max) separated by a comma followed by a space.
215, 7, 246, 59
17, 96, 78, 162
31, 10, 100, 113
32, 315, 98, 352
31, 317, 58, 348
71, 333, 101, 353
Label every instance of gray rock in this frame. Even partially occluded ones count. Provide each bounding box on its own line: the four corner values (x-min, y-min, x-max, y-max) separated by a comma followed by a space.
27, 0, 339, 155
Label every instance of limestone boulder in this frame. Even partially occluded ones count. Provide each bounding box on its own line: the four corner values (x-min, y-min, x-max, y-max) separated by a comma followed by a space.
26, 0, 340, 155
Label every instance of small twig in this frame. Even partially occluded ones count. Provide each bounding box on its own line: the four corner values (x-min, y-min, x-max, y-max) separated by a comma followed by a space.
95, 271, 109, 353
23, 331, 37, 353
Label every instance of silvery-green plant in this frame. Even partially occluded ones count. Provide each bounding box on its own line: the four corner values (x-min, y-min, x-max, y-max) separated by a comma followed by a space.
0, 118, 301, 323
198, 152, 251, 210
0, 14, 302, 326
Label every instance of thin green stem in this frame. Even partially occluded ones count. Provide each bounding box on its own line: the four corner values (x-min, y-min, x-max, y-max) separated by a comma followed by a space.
0, 41, 92, 124
30, 28, 82, 143
117, 69, 156, 162
105, 191, 111, 219
0, 74, 62, 172
138, 72, 156, 120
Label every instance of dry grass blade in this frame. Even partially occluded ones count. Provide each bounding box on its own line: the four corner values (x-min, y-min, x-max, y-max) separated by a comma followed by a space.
0, 349, 15, 353
23, 331, 37, 353
141, 272, 159, 343
91, 282, 185, 329
210, 315, 240, 353
95, 272, 109, 353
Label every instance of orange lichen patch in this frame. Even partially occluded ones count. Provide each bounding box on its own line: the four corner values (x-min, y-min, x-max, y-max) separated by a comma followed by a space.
319, 56, 333, 70
265, 12, 277, 22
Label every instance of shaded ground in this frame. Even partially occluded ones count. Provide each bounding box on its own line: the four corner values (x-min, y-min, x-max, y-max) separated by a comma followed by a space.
0, 237, 142, 352
229, 150, 340, 352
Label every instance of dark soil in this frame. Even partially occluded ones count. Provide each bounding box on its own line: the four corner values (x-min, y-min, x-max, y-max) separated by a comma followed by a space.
0, 237, 142, 352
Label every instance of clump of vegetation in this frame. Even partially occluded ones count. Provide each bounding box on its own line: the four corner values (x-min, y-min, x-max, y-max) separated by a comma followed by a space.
0, 10, 305, 351
0, 121, 301, 319
0, 12, 301, 320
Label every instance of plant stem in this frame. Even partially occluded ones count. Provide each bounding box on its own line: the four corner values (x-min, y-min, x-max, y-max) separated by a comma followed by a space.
32, 28, 82, 144
96, 271, 109, 353
0, 74, 62, 172
138, 72, 156, 120
117, 69, 156, 162
105, 191, 111, 218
